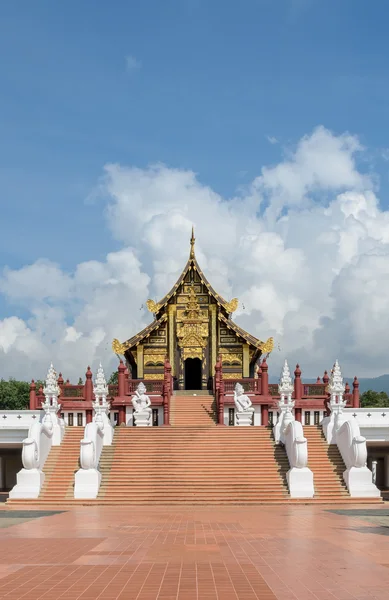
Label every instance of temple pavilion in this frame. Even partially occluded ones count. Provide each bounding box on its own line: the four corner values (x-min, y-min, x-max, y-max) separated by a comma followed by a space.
112, 229, 273, 391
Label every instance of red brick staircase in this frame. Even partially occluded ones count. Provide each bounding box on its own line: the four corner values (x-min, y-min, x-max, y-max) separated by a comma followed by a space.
169, 392, 217, 426
7, 398, 383, 506
304, 425, 383, 504
8, 427, 84, 506
96, 425, 290, 504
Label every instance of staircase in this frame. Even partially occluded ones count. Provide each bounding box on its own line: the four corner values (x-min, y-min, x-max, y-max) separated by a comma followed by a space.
304, 426, 383, 503
96, 425, 290, 504
7, 406, 383, 506
170, 392, 217, 426
8, 427, 84, 506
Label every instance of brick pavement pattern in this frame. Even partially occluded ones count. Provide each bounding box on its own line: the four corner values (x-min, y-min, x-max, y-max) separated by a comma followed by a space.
0, 505, 389, 599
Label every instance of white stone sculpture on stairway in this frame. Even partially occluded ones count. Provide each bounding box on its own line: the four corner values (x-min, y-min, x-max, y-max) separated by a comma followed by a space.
9, 363, 64, 499
92, 363, 113, 445
131, 382, 152, 426
234, 383, 254, 426
274, 359, 295, 444
322, 360, 380, 498
274, 359, 314, 498
322, 360, 347, 445
74, 364, 111, 499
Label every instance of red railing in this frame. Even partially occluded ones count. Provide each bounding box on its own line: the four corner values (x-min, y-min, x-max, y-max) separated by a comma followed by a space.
108, 384, 118, 397
303, 384, 326, 396
268, 384, 279, 396
128, 379, 163, 394
62, 385, 84, 398
223, 378, 260, 393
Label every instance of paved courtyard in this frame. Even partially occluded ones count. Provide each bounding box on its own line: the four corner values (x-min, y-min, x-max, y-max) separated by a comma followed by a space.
0, 505, 388, 599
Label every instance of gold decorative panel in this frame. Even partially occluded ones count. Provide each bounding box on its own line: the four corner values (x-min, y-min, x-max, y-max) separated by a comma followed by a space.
144, 373, 164, 380
221, 353, 243, 366
182, 347, 203, 361
223, 372, 243, 379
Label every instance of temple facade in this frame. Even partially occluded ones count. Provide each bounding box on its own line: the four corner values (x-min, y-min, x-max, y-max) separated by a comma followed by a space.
0, 233, 387, 504
112, 229, 273, 390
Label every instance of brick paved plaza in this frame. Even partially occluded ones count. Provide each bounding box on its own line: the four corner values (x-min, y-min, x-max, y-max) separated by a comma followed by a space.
0, 505, 388, 599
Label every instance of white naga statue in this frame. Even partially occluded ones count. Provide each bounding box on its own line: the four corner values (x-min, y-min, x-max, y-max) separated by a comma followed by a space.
234, 382, 254, 426
131, 382, 152, 426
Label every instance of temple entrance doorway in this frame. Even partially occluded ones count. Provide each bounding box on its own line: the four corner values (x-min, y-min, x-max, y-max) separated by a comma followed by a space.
184, 358, 202, 390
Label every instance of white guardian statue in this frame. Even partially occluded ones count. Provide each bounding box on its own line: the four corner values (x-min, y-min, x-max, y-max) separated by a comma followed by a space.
234, 382, 254, 426
131, 382, 152, 426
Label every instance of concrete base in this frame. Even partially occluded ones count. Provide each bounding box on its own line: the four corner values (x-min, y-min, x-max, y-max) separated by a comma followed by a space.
74, 468, 102, 499
133, 411, 152, 427
343, 466, 381, 498
9, 468, 45, 499
287, 467, 315, 499
235, 411, 254, 426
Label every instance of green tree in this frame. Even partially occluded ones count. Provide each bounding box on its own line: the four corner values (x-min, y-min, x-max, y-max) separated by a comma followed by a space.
360, 390, 389, 408
0, 379, 30, 410
108, 371, 118, 385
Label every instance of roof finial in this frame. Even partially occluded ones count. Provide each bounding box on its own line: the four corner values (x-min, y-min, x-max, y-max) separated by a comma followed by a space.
190, 226, 195, 258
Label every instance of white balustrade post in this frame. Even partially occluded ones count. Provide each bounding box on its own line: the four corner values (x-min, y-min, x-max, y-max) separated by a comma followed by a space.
42, 363, 65, 445
9, 362, 61, 499
92, 363, 113, 445
274, 359, 314, 498
74, 364, 111, 499
323, 360, 380, 497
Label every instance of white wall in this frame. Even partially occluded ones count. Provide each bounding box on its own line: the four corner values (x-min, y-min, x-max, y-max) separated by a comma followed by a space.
61, 411, 86, 426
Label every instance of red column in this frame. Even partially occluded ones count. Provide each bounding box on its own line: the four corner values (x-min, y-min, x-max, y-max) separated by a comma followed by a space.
294, 364, 302, 400
294, 364, 302, 422
124, 367, 129, 394
261, 359, 269, 395
260, 359, 269, 427
118, 405, 126, 425
261, 404, 269, 426
85, 366, 93, 402
29, 380, 36, 410
57, 372, 64, 395
118, 360, 126, 397
86, 410, 93, 424
37, 385, 44, 409
352, 376, 360, 408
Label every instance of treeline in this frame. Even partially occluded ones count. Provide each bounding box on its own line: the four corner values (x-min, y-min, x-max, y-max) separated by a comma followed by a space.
0, 374, 118, 410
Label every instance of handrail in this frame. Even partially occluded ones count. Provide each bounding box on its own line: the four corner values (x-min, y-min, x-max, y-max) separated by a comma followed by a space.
9, 416, 54, 499
74, 421, 104, 499
283, 420, 314, 498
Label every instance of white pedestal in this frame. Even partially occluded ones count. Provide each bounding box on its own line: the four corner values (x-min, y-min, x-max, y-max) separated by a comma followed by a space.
287, 467, 314, 498
74, 468, 102, 499
235, 411, 253, 426
343, 466, 381, 498
9, 468, 45, 499
134, 411, 152, 427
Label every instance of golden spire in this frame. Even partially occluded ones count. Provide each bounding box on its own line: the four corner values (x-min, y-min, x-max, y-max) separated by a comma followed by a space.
190, 226, 195, 258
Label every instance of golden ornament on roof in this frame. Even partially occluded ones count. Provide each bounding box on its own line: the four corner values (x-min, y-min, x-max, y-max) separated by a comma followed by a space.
146, 299, 161, 314
225, 298, 239, 314
259, 337, 274, 354
112, 338, 126, 355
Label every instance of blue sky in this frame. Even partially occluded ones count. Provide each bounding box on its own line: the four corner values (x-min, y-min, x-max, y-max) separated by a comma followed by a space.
1, 0, 389, 271
2, 0, 389, 379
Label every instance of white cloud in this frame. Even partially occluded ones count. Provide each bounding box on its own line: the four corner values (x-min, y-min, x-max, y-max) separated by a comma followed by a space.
266, 135, 278, 145
125, 55, 141, 71
1, 125, 389, 381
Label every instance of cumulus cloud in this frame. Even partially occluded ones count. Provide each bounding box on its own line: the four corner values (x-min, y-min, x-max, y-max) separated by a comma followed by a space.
1, 125, 389, 381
